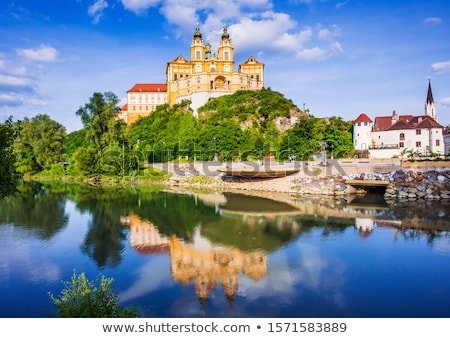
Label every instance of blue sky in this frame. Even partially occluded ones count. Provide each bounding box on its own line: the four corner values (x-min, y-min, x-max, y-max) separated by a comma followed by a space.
1, 0, 449, 132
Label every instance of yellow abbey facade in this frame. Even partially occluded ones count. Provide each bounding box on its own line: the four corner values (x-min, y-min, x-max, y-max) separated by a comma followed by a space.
166, 24, 265, 116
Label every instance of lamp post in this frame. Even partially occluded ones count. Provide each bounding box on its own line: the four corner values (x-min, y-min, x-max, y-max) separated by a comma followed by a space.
288, 135, 290, 161
213, 136, 217, 161
162, 142, 165, 163
320, 142, 327, 165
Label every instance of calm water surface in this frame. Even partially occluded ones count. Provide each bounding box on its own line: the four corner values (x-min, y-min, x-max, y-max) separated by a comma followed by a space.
1, 181, 450, 318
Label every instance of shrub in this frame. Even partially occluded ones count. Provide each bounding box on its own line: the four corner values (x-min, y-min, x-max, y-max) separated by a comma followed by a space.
49, 271, 140, 318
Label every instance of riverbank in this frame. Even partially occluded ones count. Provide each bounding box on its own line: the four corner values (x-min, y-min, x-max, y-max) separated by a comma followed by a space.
167, 160, 450, 200
25, 159, 450, 201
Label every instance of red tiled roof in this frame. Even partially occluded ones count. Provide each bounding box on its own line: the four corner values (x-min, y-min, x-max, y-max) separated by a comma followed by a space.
373, 115, 414, 131
121, 104, 128, 111
386, 119, 411, 130
380, 115, 444, 131
355, 113, 372, 123
133, 244, 170, 255
241, 56, 263, 65
412, 116, 444, 129
127, 83, 167, 93
169, 55, 188, 63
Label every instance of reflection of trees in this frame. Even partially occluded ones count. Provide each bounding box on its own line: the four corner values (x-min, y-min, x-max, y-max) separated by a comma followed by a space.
0, 181, 68, 239
66, 185, 215, 267
71, 185, 133, 268
131, 191, 217, 240
396, 228, 450, 245
203, 210, 352, 252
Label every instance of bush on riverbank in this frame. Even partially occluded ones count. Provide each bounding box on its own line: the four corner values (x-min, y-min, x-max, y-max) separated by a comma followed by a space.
49, 271, 140, 318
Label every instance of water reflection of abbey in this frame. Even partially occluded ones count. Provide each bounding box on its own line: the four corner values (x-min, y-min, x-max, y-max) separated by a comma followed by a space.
120, 191, 450, 307
120, 213, 267, 307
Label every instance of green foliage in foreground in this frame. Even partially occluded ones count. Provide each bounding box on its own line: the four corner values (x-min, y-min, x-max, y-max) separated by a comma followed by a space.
49, 271, 140, 318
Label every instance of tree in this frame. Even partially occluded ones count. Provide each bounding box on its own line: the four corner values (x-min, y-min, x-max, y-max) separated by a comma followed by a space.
49, 271, 139, 318
0, 117, 20, 196
323, 116, 354, 158
13, 114, 66, 173
76, 92, 126, 152
75, 92, 127, 175
64, 128, 89, 159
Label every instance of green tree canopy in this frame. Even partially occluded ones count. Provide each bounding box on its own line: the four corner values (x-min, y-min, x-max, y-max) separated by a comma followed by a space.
64, 128, 89, 159
76, 92, 126, 152
74, 92, 128, 175
13, 114, 66, 173
0, 116, 20, 196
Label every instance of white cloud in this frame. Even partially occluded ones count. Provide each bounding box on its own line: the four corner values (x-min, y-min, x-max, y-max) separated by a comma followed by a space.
442, 97, 450, 107
318, 25, 341, 41
0, 91, 46, 108
0, 74, 31, 87
120, 0, 161, 14
17, 45, 58, 62
88, 0, 109, 24
0, 93, 19, 105
424, 17, 443, 25
432, 60, 450, 74
335, 1, 349, 10
330, 41, 344, 55
119, 0, 343, 62
296, 46, 325, 60
230, 12, 298, 50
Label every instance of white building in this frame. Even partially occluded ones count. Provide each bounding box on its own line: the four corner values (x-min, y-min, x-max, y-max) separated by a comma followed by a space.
445, 129, 450, 155
353, 80, 445, 158
119, 83, 168, 125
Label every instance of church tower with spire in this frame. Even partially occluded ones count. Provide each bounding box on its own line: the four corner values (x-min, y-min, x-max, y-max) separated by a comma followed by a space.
217, 24, 235, 75
425, 79, 436, 120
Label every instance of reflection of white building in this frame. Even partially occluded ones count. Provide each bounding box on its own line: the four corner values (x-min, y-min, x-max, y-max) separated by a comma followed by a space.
353, 80, 445, 158
355, 218, 374, 237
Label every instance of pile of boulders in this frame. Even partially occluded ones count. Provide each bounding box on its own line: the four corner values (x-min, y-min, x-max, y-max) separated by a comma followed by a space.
293, 176, 349, 196
384, 170, 450, 200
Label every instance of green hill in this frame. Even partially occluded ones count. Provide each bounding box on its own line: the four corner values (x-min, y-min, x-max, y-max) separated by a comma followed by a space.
125, 88, 353, 163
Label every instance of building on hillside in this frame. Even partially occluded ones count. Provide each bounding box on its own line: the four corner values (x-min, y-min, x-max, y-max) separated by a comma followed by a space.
353, 80, 445, 158
118, 24, 264, 125
119, 83, 167, 125
165, 24, 265, 117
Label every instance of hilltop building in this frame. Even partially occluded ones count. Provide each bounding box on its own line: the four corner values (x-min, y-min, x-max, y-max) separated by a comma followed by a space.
353, 80, 445, 158
119, 24, 264, 125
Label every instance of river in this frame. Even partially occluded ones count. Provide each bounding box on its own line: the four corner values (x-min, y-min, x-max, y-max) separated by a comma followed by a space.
1, 181, 450, 318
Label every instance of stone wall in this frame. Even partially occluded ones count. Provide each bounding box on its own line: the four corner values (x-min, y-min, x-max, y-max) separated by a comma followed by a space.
292, 169, 450, 200
384, 170, 450, 200
293, 176, 354, 196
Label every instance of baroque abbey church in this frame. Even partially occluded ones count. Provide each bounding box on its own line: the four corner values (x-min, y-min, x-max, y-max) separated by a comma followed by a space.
119, 24, 264, 125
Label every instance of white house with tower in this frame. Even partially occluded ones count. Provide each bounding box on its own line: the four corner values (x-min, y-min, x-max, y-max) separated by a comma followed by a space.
353, 80, 445, 158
